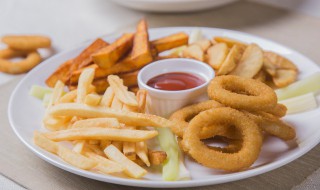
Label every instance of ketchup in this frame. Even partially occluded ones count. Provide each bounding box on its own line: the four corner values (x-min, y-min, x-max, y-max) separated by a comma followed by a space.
147, 72, 205, 91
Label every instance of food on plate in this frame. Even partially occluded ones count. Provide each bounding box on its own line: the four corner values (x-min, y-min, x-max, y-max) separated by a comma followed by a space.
0, 49, 42, 74
181, 107, 263, 171
2, 35, 51, 50
279, 93, 317, 114
0, 35, 52, 74
92, 33, 134, 69
207, 75, 277, 111
206, 43, 228, 70
272, 69, 297, 88
229, 44, 263, 78
275, 72, 320, 100
216, 44, 241, 75
33, 68, 177, 179
146, 72, 205, 91
213, 36, 247, 49
182, 44, 204, 61
151, 32, 188, 53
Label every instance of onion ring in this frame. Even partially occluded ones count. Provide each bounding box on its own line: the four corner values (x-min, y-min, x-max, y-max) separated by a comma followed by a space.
243, 111, 296, 140
0, 49, 42, 74
2, 35, 51, 50
208, 75, 277, 111
264, 103, 287, 118
170, 100, 240, 139
182, 107, 263, 171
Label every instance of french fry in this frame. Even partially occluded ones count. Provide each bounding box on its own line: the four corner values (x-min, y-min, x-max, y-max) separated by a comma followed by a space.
207, 43, 229, 70
46, 59, 73, 87
93, 33, 134, 69
34, 131, 97, 170
100, 87, 114, 107
148, 150, 167, 165
58, 90, 77, 103
108, 75, 138, 106
72, 118, 120, 128
100, 140, 111, 150
72, 140, 86, 154
111, 96, 123, 110
84, 94, 101, 106
151, 32, 189, 53
48, 103, 174, 128
85, 144, 105, 157
44, 127, 158, 142
76, 68, 95, 103
85, 152, 124, 174
230, 44, 264, 78
136, 89, 147, 113
123, 142, 136, 160
49, 80, 65, 106
70, 38, 109, 71
112, 141, 123, 151
104, 145, 147, 178
217, 44, 241, 75
136, 141, 150, 166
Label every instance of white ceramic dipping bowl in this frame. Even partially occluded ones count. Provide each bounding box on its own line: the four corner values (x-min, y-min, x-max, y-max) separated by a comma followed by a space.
138, 58, 215, 118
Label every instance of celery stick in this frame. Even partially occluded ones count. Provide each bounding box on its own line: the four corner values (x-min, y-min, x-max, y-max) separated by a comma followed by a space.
29, 85, 52, 100
279, 93, 317, 114
157, 128, 179, 181
276, 72, 320, 100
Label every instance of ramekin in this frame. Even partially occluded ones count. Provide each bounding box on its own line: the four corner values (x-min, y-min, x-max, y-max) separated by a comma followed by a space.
138, 58, 215, 118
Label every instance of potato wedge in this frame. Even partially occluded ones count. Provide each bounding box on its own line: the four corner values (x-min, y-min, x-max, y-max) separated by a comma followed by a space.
272, 69, 297, 88
253, 69, 267, 83
207, 43, 229, 70
230, 44, 264, 78
92, 33, 134, 69
151, 32, 188, 53
214, 36, 247, 49
129, 19, 153, 68
263, 55, 277, 76
182, 44, 204, 61
264, 51, 298, 71
217, 45, 240, 75
193, 39, 211, 52
46, 59, 73, 87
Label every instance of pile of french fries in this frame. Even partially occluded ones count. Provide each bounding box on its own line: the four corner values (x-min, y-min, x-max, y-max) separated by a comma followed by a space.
34, 68, 173, 179
179, 36, 299, 88
45, 19, 188, 93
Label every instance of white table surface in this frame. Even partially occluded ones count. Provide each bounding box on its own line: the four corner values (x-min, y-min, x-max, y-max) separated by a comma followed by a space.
1, 0, 320, 189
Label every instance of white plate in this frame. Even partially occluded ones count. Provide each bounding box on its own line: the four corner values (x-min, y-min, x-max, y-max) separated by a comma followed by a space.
110, 0, 237, 13
8, 27, 320, 188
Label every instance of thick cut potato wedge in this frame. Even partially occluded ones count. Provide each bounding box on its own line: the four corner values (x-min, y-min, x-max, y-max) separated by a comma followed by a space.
46, 59, 73, 87
272, 69, 298, 88
129, 19, 153, 68
214, 36, 247, 49
230, 44, 264, 78
264, 51, 298, 71
253, 69, 267, 83
92, 33, 134, 69
193, 39, 211, 52
182, 44, 204, 61
151, 32, 188, 53
263, 55, 277, 76
217, 45, 240, 75
207, 43, 229, 70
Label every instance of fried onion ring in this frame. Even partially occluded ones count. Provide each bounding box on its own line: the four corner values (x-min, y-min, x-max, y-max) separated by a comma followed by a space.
264, 103, 287, 118
0, 49, 42, 74
2, 35, 51, 50
170, 100, 240, 139
182, 107, 263, 171
208, 75, 277, 111
243, 111, 296, 140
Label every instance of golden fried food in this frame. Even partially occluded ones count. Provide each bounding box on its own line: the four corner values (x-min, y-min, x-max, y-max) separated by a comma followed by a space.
208, 75, 277, 111
206, 43, 228, 70
182, 107, 263, 171
216, 44, 241, 75
151, 32, 188, 53
2, 35, 51, 50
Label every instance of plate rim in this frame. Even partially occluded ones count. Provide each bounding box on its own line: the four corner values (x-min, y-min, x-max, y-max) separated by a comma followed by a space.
8, 26, 320, 188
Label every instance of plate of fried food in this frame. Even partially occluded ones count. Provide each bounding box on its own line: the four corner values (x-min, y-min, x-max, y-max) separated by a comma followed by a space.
8, 19, 320, 188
